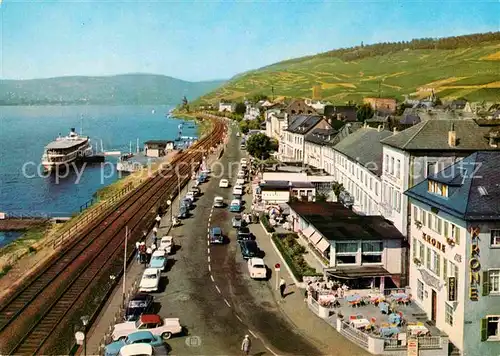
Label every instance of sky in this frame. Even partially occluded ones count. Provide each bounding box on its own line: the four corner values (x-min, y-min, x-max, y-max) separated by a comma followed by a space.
0, 0, 499, 82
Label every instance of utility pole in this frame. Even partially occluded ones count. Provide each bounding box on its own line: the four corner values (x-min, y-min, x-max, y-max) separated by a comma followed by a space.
177, 175, 181, 209
123, 226, 128, 306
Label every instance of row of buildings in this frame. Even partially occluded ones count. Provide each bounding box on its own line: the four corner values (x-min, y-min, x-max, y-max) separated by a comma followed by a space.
252, 96, 500, 356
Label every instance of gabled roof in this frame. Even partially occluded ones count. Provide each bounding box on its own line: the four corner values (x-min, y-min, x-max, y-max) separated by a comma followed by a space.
333, 127, 393, 176
324, 105, 357, 122
400, 114, 421, 125
305, 128, 338, 145
140, 314, 161, 324
381, 119, 497, 151
285, 115, 324, 134
405, 151, 500, 221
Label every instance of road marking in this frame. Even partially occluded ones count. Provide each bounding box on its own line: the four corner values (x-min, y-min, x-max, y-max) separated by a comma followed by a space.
207, 248, 210, 254
207, 228, 210, 233
207, 256, 211, 263
265, 345, 279, 356
208, 264, 211, 272
235, 314, 243, 322
215, 285, 221, 294
207, 240, 209, 246
224, 298, 231, 307
248, 329, 257, 338
210, 274, 214, 282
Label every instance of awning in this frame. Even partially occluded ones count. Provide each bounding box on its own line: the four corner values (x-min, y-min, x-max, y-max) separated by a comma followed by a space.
316, 238, 331, 253
300, 226, 315, 239
326, 266, 395, 280
310, 231, 323, 245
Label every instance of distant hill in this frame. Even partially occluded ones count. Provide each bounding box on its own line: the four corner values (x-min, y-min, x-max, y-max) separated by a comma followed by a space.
199, 32, 500, 104
0, 74, 225, 105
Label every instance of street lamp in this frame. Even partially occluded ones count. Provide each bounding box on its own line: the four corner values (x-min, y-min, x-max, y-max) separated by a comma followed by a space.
75, 315, 89, 356
167, 199, 172, 224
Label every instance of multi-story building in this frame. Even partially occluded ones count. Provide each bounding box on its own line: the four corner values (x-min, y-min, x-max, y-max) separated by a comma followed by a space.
218, 101, 236, 112
303, 128, 337, 172
363, 97, 397, 114
265, 109, 287, 141
279, 115, 332, 162
332, 126, 392, 216
380, 119, 499, 236
405, 151, 500, 356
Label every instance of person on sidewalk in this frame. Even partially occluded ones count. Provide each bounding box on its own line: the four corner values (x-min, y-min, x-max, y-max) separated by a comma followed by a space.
241, 335, 251, 355
153, 226, 158, 236
155, 214, 161, 227
135, 241, 141, 262
146, 246, 152, 264
279, 278, 286, 299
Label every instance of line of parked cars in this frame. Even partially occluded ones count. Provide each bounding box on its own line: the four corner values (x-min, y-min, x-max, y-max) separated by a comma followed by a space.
105, 168, 212, 356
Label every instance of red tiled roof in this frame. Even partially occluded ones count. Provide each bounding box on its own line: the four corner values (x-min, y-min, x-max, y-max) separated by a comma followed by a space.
140, 314, 161, 324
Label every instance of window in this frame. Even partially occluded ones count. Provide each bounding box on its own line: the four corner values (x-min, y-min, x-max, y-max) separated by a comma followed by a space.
428, 180, 448, 197
375, 182, 379, 196
426, 247, 431, 269
385, 154, 389, 172
362, 241, 383, 263
336, 242, 358, 264
430, 250, 440, 275
490, 270, 500, 294
419, 241, 424, 260
390, 157, 395, 175
491, 230, 500, 246
445, 303, 454, 326
451, 225, 460, 245
430, 214, 442, 234
444, 222, 449, 238
426, 162, 436, 177
428, 212, 433, 230
413, 206, 420, 222
417, 280, 424, 300
396, 159, 401, 178
370, 178, 373, 191
413, 238, 417, 258
422, 211, 427, 226
443, 258, 447, 280
483, 316, 500, 341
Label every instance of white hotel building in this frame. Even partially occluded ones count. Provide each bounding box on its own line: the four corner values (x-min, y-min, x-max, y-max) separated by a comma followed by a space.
405, 152, 500, 356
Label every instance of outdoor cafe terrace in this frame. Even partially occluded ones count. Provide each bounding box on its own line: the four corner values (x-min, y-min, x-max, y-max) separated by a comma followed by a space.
306, 285, 449, 355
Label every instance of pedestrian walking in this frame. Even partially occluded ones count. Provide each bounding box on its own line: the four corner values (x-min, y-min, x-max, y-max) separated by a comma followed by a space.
135, 241, 141, 262
155, 214, 161, 227
279, 278, 286, 299
146, 247, 152, 264
153, 226, 158, 235
153, 235, 158, 246
151, 243, 157, 251
241, 335, 251, 355
139, 242, 147, 264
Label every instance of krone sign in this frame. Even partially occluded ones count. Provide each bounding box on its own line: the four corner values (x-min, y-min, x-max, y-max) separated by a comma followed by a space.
469, 226, 481, 301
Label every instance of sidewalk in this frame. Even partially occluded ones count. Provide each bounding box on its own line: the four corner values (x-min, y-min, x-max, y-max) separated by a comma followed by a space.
85, 148, 222, 355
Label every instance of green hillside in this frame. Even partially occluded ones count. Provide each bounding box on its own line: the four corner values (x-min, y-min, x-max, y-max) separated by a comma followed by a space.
199, 32, 500, 104
0, 74, 225, 105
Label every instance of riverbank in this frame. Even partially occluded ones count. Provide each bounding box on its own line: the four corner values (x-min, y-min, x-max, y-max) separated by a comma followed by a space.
171, 110, 213, 137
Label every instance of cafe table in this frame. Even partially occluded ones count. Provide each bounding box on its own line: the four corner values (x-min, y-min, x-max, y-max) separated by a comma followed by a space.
350, 318, 371, 329
407, 324, 429, 336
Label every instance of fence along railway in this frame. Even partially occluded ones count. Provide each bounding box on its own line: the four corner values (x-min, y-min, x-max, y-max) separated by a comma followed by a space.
0, 117, 227, 355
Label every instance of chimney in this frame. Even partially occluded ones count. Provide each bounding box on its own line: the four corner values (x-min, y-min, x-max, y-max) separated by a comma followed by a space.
393, 127, 398, 135
448, 122, 457, 147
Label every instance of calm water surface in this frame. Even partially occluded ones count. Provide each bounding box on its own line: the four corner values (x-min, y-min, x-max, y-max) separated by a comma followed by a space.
0, 105, 196, 217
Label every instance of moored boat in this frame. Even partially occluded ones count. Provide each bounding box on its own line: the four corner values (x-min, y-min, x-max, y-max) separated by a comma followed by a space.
41, 128, 92, 171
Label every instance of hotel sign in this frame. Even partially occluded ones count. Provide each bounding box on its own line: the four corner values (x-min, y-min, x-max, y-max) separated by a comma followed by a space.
407, 338, 418, 356
422, 233, 446, 253
469, 226, 481, 301
448, 277, 457, 302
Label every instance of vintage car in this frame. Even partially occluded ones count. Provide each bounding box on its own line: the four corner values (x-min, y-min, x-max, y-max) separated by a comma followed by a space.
124, 293, 154, 322
232, 214, 243, 228
105, 331, 163, 356
209, 227, 224, 244
239, 240, 260, 259
247, 257, 267, 279
112, 314, 183, 341
213, 196, 224, 208
149, 251, 167, 271
232, 185, 243, 196
119, 344, 169, 356
158, 236, 174, 254
177, 206, 188, 219
219, 179, 229, 188
236, 178, 245, 186
139, 268, 161, 292
190, 186, 201, 196
236, 226, 252, 241
229, 199, 241, 213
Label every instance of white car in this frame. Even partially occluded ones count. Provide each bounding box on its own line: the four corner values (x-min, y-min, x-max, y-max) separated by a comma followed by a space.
201, 168, 211, 175
237, 170, 245, 179
158, 236, 174, 254
233, 186, 243, 196
185, 191, 195, 201
112, 314, 183, 341
240, 158, 247, 165
119, 344, 153, 356
248, 258, 267, 279
219, 179, 229, 188
139, 268, 161, 292
213, 196, 224, 208
236, 178, 245, 186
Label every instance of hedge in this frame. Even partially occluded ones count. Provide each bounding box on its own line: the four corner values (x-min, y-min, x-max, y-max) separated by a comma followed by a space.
260, 213, 275, 233
271, 233, 320, 282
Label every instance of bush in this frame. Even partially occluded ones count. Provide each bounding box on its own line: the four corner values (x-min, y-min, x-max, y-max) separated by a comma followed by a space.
260, 213, 275, 233
0, 264, 12, 278
28, 246, 37, 254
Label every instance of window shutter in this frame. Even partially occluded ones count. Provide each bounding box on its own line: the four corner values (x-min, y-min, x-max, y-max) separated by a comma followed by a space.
480, 318, 488, 341
426, 247, 431, 269
455, 227, 460, 245
444, 222, 449, 238
413, 238, 417, 258
482, 271, 490, 296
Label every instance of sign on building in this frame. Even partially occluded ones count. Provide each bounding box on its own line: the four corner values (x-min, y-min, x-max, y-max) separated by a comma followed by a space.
407, 338, 418, 356
448, 276, 457, 302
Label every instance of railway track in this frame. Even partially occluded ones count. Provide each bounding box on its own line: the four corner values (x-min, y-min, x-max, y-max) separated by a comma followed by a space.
0, 118, 226, 355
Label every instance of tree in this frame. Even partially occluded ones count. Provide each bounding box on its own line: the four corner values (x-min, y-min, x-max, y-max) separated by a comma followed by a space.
239, 120, 249, 134
356, 103, 374, 122
332, 182, 345, 200
251, 93, 268, 103
246, 133, 275, 160
235, 102, 247, 116
315, 192, 328, 202
181, 96, 189, 112
395, 103, 407, 116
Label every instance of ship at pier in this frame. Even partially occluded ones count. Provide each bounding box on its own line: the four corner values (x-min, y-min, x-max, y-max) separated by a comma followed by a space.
41, 128, 93, 171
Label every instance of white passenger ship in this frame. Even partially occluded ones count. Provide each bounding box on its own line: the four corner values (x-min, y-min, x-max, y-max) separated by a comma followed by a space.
41, 128, 93, 171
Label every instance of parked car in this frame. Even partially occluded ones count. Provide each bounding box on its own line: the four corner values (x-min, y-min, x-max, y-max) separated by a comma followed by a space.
247, 258, 267, 279
185, 191, 196, 201
158, 236, 174, 254
119, 344, 169, 356
232, 214, 244, 228
112, 314, 183, 341
219, 179, 229, 188
139, 268, 161, 292
106, 331, 163, 356
233, 185, 243, 196
213, 196, 224, 208
240, 158, 247, 165
229, 199, 241, 212
237, 227, 252, 241
236, 132, 240, 137
239, 240, 259, 259
197, 173, 207, 183
190, 186, 201, 196
236, 178, 245, 186
149, 251, 167, 271
237, 171, 245, 179
177, 206, 188, 219
181, 198, 192, 209
124, 294, 154, 322
201, 168, 211, 175
209, 227, 224, 244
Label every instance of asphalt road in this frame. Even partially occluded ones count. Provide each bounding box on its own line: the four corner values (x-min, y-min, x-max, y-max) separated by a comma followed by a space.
155, 129, 323, 355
